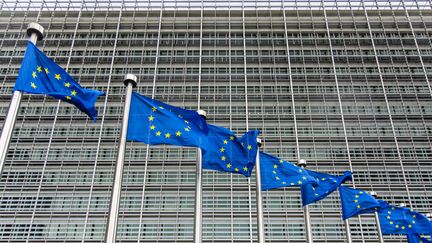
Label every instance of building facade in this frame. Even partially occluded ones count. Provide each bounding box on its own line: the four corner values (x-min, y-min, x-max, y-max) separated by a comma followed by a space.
0, 0, 431, 242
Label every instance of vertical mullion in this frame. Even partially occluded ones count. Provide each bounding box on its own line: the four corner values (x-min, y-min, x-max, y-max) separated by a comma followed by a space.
362, 0, 412, 205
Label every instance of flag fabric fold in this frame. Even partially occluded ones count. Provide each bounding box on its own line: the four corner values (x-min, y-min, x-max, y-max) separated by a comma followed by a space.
301, 170, 352, 206
14, 42, 105, 121
260, 152, 318, 190
407, 234, 432, 243
127, 92, 209, 148
202, 125, 259, 177
339, 186, 381, 220
378, 201, 432, 235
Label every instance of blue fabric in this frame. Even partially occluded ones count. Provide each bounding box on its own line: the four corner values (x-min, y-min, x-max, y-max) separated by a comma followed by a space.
260, 152, 318, 190
378, 201, 432, 235
127, 92, 209, 148
202, 125, 259, 177
339, 186, 381, 220
301, 170, 352, 206
13, 42, 104, 121
407, 234, 432, 243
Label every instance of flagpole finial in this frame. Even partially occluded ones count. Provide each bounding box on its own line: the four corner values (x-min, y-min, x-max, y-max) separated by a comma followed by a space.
197, 109, 206, 119
27, 23, 44, 41
123, 74, 137, 88
297, 159, 307, 167
370, 191, 378, 198
256, 137, 262, 147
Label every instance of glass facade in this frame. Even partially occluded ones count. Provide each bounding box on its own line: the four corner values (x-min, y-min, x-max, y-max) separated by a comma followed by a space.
0, 1, 431, 242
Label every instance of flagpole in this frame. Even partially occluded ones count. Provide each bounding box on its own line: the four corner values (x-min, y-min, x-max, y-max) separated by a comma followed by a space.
370, 191, 384, 243
344, 219, 353, 243
255, 137, 265, 243
105, 74, 137, 243
0, 23, 44, 176
193, 109, 206, 243
297, 159, 313, 243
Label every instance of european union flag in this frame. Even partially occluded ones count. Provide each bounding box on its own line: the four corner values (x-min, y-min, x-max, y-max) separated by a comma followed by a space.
408, 234, 432, 243
260, 152, 318, 190
127, 92, 209, 148
378, 201, 432, 235
202, 125, 259, 177
339, 186, 381, 220
301, 170, 352, 206
14, 42, 104, 121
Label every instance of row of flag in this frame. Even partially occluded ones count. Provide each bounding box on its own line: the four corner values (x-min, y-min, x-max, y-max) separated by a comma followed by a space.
12, 41, 432, 241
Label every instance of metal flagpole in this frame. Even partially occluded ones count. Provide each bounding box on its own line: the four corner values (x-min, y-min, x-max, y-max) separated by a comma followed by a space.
297, 159, 313, 243
344, 219, 353, 243
193, 109, 206, 243
105, 74, 137, 243
0, 22, 44, 176
255, 137, 264, 243
370, 191, 384, 243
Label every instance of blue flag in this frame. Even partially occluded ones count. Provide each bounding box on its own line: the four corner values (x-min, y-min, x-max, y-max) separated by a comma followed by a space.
339, 186, 381, 220
14, 42, 104, 121
202, 125, 259, 177
301, 170, 352, 206
378, 201, 432, 235
408, 234, 432, 243
260, 152, 318, 190
127, 92, 209, 148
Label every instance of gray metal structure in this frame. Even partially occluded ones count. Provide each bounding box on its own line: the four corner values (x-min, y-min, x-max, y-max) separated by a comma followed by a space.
0, 0, 431, 242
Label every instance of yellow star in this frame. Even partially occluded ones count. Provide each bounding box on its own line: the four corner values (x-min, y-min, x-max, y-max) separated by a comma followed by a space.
412, 215, 416, 218
395, 225, 399, 228
44, 68, 49, 74
165, 133, 171, 138
355, 195, 359, 198
390, 221, 393, 225
275, 177, 280, 180
151, 107, 157, 112
32, 71, 37, 78
156, 131, 161, 136
221, 156, 226, 161
354, 200, 358, 203
230, 136, 234, 140
150, 125, 156, 130
298, 180, 302, 185
290, 182, 295, 186
387, 216, 390, 219
37, 66, 42, 72
184, 127, 190, 132
247, 145, 252, 150
65, 96, 71, 100
359, 191, 364, 194
184, 120, 189, 124
322, 178, 326, 181
408, 224, 412, 228
272, 171, 276, 174
299, 169, 303, 172
220, 147, 225, 152
64, 82, 71, 87
176, 131, 181, 136
273, 164, 278, 169
279, 159, 283, 163
227, 163, 231, 168
223, 140, 228, 144
55, 74, 61, 80
282, 182, 286, 185
401, 226, 405, 230
149, 115, 154, 121
243, 167, 248, 171
235, 168, 239, 172
71, 90, 77, 96
357, 205, 361, 209
302, 176, 307, 180
30, 82, 37, 89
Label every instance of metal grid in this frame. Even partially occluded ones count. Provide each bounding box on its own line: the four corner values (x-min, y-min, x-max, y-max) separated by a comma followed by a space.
0, 0, 431, 242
